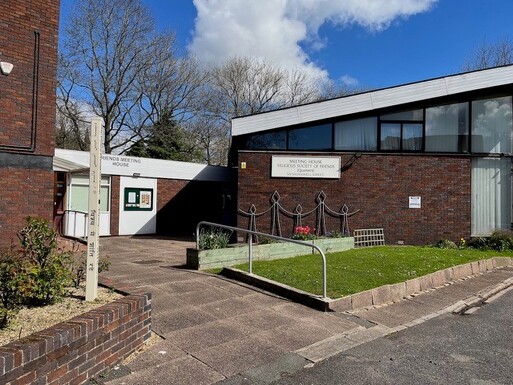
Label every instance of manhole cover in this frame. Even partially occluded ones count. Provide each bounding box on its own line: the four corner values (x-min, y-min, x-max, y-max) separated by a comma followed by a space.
133, 259, 163, 265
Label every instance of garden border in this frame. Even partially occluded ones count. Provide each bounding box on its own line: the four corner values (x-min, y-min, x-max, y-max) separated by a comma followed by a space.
0, 278, 151, 385
187, 237, 354, 270
221, 257, 513, 312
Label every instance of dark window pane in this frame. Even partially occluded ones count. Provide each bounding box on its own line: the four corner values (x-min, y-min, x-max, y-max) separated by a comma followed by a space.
334, 117, 377, 151
244, 131, 286, 150
288, 124, 332, 150
403, 123, 423, 151
380, 123, 401, 150
381, 109, 423, 121
426, 102, 468, 152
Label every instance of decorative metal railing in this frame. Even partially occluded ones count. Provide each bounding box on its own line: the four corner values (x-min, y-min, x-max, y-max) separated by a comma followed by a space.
238, 191, 359, 241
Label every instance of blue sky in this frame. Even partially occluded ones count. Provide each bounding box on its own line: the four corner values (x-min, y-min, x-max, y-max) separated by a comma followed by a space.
60, 0, 513, 90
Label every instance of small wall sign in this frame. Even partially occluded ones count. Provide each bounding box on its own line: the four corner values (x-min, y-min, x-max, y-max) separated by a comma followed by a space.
409, 196, 421, 209
271, 156, 341, 179
124, 188, 153, 211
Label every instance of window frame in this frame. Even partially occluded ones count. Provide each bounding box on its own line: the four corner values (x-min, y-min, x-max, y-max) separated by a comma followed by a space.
378, 119, 425, 152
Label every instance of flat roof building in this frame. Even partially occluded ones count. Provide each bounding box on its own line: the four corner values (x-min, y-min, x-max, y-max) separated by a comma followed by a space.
231, 65, 513, 245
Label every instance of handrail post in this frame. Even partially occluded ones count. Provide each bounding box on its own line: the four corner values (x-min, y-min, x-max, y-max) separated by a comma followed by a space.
248, 233, 253, 274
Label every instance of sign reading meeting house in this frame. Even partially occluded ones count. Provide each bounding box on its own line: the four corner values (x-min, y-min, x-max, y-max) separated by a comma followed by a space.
271, 156, 341, 179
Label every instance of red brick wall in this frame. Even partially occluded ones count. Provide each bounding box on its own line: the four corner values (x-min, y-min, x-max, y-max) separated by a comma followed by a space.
110, 176, 120, 236
157, 179, 190, 210
157, 179, 236, 235
0, 167, 54, 245
0, 1, 59, 248
0, 293, 152, 385
237, 152, 472, 245
0, 0, 59, 156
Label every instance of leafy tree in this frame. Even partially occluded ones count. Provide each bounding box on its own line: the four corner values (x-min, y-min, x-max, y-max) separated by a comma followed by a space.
128, 110, 202, 162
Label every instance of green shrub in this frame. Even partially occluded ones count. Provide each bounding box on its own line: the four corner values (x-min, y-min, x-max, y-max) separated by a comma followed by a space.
467, 236, 489, 250
69, 251, 111, 288
435, 239, 457, 249
198, 228, 231, 250
0, 249, 32, 328
18, 216, 57, 269
488, 230, 513, 251
468, 230, 513, 252
18, 217, 72, 305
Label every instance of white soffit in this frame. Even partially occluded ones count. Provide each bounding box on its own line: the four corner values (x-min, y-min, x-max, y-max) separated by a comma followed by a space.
232, 65, 513, 136
54, 149, 233, 182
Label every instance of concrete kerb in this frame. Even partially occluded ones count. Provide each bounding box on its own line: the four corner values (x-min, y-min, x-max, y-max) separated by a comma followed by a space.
222, 258, 513, 313
452, 275, 513, 314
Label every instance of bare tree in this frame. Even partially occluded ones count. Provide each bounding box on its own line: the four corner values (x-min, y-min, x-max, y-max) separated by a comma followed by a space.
463, 38, 513, 71
59, 0, 200, 155
191, 56, 320, 164
56, 53, 91, 150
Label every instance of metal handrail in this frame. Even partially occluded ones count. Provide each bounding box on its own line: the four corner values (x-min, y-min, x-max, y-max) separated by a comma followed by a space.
63, 209, 88, 239
195, 221, 328, 299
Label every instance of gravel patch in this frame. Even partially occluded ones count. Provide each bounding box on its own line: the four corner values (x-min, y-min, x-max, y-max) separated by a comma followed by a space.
0, 286, 122, 346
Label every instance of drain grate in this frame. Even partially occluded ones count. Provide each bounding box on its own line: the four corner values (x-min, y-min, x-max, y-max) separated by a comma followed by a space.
132, 259, 163, 265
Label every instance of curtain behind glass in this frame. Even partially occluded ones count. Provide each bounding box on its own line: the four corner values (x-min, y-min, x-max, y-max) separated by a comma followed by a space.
472, 96, 512, 153
471, 158, 512, 235
334, 117, 377, 151
426, 103, 468, 152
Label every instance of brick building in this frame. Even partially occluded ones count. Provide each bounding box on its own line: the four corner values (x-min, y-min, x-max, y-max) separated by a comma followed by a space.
231, 66, 513, 245
53, 149, 235, 238
0, 1, 60, 247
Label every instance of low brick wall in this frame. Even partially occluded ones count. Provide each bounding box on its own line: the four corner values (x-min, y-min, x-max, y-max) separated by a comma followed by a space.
0, 293, 151, 385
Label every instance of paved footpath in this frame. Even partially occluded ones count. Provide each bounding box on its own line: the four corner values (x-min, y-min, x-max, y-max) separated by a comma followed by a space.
97, 236, 513, 385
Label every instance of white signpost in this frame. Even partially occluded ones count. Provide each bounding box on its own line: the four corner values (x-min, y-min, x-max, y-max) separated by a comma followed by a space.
86, 118, 103, 301
271, 156, 341, 179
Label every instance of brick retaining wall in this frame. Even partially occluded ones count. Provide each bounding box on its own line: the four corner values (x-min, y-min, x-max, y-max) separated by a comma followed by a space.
0, 293, 151, 385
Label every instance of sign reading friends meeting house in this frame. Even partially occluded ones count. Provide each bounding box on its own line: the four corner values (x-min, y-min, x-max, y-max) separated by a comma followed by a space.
271, 156, 341, 179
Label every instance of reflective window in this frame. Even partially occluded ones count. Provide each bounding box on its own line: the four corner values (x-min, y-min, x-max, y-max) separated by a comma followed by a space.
244, 131, 286, 150
425, 102, 468, 152
334, 117, 377, 151
381, 109, 423, 121
380, 123, 401, 150
472, 96, 513, 153
288, 124, 332, 150
403, 123, 423, 151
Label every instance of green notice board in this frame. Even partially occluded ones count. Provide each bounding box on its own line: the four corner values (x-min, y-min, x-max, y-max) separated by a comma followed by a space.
124, 188, 153, 211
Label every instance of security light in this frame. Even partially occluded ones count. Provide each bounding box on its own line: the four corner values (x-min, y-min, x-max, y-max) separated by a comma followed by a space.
0, 61, 13, 76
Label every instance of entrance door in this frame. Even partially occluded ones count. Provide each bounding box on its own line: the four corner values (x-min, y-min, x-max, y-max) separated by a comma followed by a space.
65, 174, 111, 237
53, 172, 66, 232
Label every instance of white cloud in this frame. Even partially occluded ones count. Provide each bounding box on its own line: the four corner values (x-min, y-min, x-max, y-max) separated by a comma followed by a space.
339, 74, 359, 88
188, 0, 437, 81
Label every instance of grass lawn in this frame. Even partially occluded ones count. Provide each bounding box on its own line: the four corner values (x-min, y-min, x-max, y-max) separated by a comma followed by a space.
234, 246, 513, 298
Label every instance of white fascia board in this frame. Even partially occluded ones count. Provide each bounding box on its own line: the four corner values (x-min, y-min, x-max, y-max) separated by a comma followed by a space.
54, 149, 233, 182
232, 65, 513, 136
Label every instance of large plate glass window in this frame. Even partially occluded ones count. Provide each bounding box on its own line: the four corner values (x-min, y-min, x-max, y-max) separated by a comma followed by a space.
244, 130, 286, 150
288, 124, 332, 150
471, 96, 512, 154
471, 158, 512, 235
334, 117, 377, 151
425, 102, 469, 152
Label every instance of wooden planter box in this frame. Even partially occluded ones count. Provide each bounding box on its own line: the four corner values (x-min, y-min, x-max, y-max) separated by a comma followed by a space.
186, 237, 354, 270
